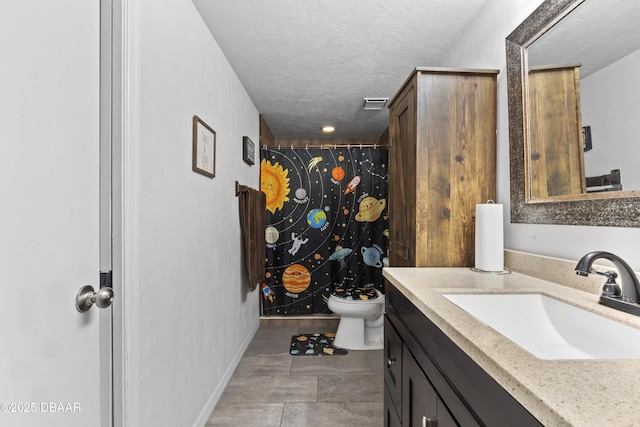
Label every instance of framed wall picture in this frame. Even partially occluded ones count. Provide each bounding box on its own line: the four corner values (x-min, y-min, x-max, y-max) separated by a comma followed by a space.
582, 125, 593, 152
242, 136, 255, 165
192, 115, 216, 178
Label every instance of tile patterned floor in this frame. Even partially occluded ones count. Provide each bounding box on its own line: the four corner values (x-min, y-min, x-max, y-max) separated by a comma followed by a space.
205, 326, 384, 426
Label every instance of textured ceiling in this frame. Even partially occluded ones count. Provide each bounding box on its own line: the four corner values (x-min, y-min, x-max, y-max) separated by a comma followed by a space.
527, 0, 640, 79
193, 0, 490, 139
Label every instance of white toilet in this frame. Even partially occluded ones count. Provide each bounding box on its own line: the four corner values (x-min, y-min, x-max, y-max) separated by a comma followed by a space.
328, 288, 385, 350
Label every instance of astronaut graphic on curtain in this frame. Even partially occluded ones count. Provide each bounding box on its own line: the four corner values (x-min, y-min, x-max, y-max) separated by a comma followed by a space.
260, 146, 389, 315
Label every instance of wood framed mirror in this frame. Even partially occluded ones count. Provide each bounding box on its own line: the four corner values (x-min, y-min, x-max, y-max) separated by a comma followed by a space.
506, 0, 640, 227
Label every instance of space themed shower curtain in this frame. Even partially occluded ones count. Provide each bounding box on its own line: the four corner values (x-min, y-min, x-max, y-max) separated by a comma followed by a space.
260, 146, 389, 315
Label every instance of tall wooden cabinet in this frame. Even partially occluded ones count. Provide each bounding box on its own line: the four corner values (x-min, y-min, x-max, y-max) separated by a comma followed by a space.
528, 64, 585, 198
388, 67, 498, 267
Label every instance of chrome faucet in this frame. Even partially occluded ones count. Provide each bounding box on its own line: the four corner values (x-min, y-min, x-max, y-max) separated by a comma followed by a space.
575, 251, 640, 316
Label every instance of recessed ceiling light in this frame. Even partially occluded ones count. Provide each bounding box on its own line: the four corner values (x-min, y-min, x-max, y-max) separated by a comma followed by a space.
322, 126, 335, 133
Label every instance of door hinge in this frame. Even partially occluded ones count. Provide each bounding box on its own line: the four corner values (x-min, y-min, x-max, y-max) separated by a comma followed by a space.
100, 270, 113, 289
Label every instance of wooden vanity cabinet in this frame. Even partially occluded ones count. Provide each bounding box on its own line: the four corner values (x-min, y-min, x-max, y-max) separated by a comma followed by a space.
387, 67, 498, 267
384, 280, 543, 427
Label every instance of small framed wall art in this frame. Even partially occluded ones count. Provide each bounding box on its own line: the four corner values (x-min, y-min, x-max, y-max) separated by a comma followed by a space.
582, 125, 592, 152
242, 136, 255, 165
192, 115, 216, 178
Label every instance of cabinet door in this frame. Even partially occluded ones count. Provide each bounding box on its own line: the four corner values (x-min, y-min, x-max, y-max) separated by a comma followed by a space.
402, 344, 437, 426
384, 383, 402, 427
403, 344, 459, 427
388, 85, 416, 266
384, 317, 403, 419
436, 397, 458, 427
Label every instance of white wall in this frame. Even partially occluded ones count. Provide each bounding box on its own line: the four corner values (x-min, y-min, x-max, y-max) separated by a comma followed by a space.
440, 0, 640, 271
581, 48, 640, 190
125, 0, 260, 425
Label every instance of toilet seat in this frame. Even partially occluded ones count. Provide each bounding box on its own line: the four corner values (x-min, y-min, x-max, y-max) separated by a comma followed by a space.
330, 287, 382, 302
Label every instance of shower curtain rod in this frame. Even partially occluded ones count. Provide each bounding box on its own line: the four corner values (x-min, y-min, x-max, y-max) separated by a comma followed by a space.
262, 143, 389, 150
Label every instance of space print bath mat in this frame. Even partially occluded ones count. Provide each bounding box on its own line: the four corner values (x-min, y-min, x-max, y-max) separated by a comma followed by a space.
290, 333, 348, 356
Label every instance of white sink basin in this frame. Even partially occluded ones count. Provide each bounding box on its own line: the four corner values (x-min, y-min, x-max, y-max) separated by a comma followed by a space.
443, 293, 640, 360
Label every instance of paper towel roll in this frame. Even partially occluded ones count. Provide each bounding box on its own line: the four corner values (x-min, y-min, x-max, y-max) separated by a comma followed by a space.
475, 202, 504, 272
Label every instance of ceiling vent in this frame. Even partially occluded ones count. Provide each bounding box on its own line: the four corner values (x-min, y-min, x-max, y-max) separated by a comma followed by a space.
361, 98, 388, 110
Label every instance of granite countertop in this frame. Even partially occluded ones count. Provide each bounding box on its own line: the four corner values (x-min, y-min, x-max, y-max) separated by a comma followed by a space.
382, 267, 640, 427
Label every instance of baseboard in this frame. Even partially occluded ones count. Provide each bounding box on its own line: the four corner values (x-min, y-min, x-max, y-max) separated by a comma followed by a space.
191, 319, 260, 427
259, 315, 340, 327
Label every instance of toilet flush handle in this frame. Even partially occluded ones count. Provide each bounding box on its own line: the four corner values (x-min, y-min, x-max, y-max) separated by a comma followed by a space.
387, 358, 396, 367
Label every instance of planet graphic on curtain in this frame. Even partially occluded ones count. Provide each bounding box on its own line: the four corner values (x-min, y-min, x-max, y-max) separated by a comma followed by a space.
294, 188, 307, 200
306, 209, 327, 229
282, 264, 311, 293
355, 196, 386, 222
331, 166, 345, 181
265, 226, 279, 244
361, 246, 384, 268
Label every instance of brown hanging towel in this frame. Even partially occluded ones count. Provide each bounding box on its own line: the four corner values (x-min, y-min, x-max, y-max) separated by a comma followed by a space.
237, 182, 266, 291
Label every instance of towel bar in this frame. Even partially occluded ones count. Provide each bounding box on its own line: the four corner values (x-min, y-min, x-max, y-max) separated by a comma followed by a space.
235, 181, 245, 196
235, 180, 255, 196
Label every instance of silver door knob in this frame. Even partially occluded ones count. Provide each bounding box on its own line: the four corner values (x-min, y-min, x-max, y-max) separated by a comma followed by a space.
75, 285, 114, 312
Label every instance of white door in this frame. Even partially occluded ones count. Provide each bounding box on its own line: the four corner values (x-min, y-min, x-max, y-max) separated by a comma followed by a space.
0, 1, 111, 426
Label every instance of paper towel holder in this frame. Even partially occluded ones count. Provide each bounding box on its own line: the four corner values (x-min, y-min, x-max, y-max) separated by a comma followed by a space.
472, 200, 511, 274
470, 267, 511, 275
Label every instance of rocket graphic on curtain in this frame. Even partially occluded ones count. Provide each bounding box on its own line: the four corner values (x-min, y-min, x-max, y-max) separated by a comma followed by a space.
260, 147, 389, 315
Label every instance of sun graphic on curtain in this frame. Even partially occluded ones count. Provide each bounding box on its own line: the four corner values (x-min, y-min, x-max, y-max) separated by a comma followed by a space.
260, 158, 290, 214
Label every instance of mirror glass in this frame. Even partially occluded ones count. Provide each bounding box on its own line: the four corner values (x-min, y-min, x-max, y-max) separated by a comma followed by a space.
506, 0, 640, 227
525, 0, 640, 199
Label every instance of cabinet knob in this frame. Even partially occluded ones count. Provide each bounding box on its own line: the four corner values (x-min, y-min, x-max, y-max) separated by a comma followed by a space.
387, 358, 396, 367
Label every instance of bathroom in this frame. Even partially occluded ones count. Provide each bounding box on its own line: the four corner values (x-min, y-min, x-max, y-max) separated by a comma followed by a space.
3, 0, 640, 426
